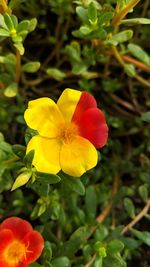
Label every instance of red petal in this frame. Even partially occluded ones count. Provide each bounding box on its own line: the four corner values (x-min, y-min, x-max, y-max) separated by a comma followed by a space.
22, 230, 44, 263
0, 229, 14, 254
0, 229, 14, 267
72, 91, 97, 123
77, 108, 109, 148
0, 229, 28, 267
0, 217, 33, 240
0, 260, 27, 267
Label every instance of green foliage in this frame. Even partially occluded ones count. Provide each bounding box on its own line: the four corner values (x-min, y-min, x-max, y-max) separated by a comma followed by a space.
0, 0, 150, 267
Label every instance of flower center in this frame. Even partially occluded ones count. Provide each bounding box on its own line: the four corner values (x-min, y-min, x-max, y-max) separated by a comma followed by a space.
4, 240, 28, 265
58, 122, 79, 144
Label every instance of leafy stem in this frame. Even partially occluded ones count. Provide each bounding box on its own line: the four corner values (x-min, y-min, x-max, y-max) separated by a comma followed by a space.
112, 0, 141, 26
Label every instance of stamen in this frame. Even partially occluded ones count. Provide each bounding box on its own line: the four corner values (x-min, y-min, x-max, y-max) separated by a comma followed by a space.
58, 122, 79, 144
4, 240, 29, 265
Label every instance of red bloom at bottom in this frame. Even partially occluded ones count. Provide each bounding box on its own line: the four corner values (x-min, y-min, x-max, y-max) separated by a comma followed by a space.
0, 217, 44, 267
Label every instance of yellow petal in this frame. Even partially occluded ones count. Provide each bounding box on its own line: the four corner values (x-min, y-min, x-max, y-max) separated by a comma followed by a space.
57, 88, 81, 122
24, 97, 64, 138
26, 135, 61, 174
60, 136, 98, 177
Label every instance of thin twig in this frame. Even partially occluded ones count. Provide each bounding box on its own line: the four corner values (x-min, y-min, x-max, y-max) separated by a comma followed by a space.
84, 253, 96, 267
122, 55, 150, 74
122, 198, 150, 234
111, 46, 150, 88
110, 93, 138, 113
135, 75, 150, 88
96, 174, 119, 224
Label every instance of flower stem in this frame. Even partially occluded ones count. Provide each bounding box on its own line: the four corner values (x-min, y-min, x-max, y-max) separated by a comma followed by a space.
16, 48, 21, 83
112, 0, 141, 26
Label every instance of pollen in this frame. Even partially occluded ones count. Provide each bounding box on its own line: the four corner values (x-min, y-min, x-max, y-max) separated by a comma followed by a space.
58, 122, 79, 144
4, 240, 28, 265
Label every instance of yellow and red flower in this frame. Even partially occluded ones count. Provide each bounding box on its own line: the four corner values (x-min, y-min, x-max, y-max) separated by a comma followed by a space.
0, 217, 44, 267
24, 88, 108, 177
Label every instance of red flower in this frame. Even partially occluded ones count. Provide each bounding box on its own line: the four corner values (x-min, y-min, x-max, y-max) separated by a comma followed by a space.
0, 217, 44, 267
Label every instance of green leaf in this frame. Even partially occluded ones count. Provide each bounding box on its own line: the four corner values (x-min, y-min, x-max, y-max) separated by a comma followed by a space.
141, 112, 150, 122
12, 35, 22, 42
138, 184, 148, 202
85, 185, 97, 219
128, 43, 150, 66
72, 62, 87, 75
65, 43, 81, 62
121, 18, 150, 25
46, 68, 66, 81
4, 13, 14, 31
76, 7, 88, 23
80, 25, 92, 35
88, 2, 97, 25
4, 82, 18, 97
22, 62, 41, 73
11, 171, 32, 191
25, 128, 38, 144
35, 172, 61, 184
61, 175, 85, 195
12, 144, 26, 159
0, 14, 8, 29
17, 30, 28, 39
17, 20, 30, 32
62, 226, 89, 257
0, 28, 9, 36
0, 132, 4, 142
52, 257, 70, 267
38, 203, 47, 216
24, 149, 35, 169
107, 30, 133, 45
104, 254, 126, 267
98, 12, 114, 25
107, 240, 124, 255
124, 64, 136, 77
93, 257, 103, 267
124, 197, 135, 219
94, 225, 109, 242
94, 27, 107, 39
14, 43, 24, 55
28, 18, 37, 32
11, 15, 18, 28
130, 228, 150, 246
42, 241, 52, 263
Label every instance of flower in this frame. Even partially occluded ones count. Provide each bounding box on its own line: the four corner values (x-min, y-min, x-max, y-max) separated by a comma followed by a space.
0, 217, 44, 267
24, 88, 108, 177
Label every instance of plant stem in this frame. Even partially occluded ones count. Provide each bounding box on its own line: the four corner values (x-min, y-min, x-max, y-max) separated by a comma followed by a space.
111, 46, 125, 67
135, 74, 150, 87
122, 198, 150, 234
16, 48, 21, 83
96, 174, 119, 223
112, 0, 141, 26
112, 46, 150, 87
3, 156, 19, 164
122, 55, 150, 74
84, 254, 96, 267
